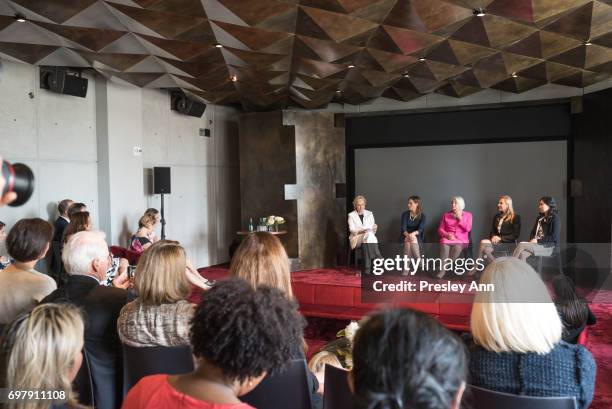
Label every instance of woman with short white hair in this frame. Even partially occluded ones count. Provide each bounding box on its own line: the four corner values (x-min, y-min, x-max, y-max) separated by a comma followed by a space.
468, 257, 596, 409
436, 196, 472, 278
348, 195, 382, 275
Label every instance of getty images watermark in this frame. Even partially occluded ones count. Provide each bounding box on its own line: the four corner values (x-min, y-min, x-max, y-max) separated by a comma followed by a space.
369, 255, 493, 294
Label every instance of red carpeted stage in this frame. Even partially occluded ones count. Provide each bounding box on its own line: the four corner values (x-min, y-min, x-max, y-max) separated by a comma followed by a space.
193, 266, 612, 409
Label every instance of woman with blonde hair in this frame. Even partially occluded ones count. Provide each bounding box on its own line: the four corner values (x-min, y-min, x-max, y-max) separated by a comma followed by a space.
230, 232, 293, 297
118, 241, 196, 347
229, 232, 322, 409
129, 213, 158, 254
469, 196, 521, 275
468, 257, 595, 409
0, 303, 85, 409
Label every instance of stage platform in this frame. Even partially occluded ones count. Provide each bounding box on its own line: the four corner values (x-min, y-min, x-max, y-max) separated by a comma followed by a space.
194, 265, 473, 332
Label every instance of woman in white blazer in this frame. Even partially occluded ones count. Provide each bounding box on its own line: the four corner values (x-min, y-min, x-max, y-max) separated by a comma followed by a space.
348, 195, 381, 274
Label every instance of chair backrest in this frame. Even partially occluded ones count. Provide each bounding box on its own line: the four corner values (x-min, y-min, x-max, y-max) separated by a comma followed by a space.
323, 364, 354, 409
241, 359, 312, 409
72, 349, 95, 407
122, 344, 194, 395
468, 385, 577, 409
110, 246, 141, 266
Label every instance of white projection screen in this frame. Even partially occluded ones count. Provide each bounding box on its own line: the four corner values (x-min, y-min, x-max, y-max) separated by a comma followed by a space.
354, 140, 567, 246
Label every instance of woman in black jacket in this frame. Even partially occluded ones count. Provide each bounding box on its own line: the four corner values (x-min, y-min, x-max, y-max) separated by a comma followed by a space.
513, 196, 561, 261
473, 195, 521, 264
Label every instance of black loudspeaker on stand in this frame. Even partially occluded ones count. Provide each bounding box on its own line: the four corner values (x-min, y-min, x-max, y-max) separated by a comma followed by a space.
153, 167, 171, 240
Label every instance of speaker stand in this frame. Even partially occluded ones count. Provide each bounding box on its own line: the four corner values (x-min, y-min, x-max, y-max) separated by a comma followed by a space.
160, 192, 167, 240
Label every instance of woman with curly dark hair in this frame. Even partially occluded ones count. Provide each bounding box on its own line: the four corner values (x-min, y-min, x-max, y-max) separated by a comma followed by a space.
121, 278, 305, 409
350, 308, 467, 409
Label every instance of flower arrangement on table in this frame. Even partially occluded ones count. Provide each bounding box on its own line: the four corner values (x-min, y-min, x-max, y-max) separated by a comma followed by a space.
266, 215, 285, 232
313, 320, 360, 370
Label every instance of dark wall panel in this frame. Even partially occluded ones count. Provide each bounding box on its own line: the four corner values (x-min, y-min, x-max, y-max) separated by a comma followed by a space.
572, 90, 612, 243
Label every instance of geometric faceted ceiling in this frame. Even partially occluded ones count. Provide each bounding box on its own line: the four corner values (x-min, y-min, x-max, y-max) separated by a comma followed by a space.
1, 1, 612, 111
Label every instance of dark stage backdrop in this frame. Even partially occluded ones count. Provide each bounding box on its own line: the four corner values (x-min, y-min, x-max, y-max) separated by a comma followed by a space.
354, 141, 567, 245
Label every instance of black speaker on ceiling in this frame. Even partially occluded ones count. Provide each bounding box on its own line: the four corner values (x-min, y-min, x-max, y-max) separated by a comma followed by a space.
153, 167, 171, 194
170, 91, 206, 118
40, 66, 88, 98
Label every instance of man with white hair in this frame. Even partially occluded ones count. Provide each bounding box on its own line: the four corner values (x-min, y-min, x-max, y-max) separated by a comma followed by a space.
42, 230, 130, 409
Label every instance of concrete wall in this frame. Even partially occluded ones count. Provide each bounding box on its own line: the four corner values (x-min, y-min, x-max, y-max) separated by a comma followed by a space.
0, 59, 240, 268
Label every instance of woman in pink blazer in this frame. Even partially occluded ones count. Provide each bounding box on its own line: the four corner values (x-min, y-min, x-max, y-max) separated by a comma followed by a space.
437, 196, 472, 278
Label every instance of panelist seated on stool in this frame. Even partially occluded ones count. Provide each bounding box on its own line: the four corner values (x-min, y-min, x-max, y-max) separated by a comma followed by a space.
347, 195, 382, 275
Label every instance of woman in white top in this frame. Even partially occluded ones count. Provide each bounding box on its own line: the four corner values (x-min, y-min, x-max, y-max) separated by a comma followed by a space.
348, 195, 382, 275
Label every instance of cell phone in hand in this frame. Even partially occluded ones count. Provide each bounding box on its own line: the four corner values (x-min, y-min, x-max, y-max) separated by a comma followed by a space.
127, 265, 136, 279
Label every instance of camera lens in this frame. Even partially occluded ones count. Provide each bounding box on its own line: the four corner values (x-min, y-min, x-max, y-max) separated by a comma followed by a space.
2, 160, 35, 207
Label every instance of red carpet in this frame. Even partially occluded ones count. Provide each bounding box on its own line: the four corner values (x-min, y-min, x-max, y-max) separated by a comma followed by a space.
193, 266, 612, 408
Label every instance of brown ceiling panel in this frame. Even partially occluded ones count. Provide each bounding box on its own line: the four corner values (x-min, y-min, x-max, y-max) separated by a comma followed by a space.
297, 35, 362, 62
10, 0, 97, 24
300, 6, 379, 43
0, 41, 57, 64
33, 22, 126, 52
491, 75, 547, 92
436, 81, 482, 97
213, 21, 293, 51
216, 0, 297, 27
382, 25, 444, 55
137, 0, 206, 17
0, 0, 610, 109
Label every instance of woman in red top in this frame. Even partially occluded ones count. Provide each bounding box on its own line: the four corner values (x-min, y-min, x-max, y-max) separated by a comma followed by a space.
122, 278, 305, 409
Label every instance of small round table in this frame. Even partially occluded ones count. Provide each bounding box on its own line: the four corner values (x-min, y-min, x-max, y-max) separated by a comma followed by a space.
236, 230, 287, 236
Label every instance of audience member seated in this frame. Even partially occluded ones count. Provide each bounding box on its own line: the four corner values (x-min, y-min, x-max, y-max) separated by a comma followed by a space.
0, 303, 85, 409
130, 213, 158, 254
468, 195, 520, 276
513, 196, 561, 261
468, 257, 596, 409
553, 275, 597, 344
348, 195, 382, 275
307, 351, 342, 395
0, 220, 10, 269
144, 208, 161, 243
350, 308, 467, 409
437, 196, 472, 278
230, 232, 322, 409
122, 278, 305, 409
60, 204, 88, 245
399, 195, 426, 275
63, 211, 92, 244
53, 199, 73, 242
118, 241, 195, 347
42, 231, 130, 409
0, 218, 56, 324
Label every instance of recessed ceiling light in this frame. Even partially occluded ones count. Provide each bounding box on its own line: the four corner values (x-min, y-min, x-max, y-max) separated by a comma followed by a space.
15, 14, 26, 23
214, 43, 223, 48
348, 64, 355, 69
474, 8, 486, 17
402, 73, 410, 78
418, 57, 426, 62
230, 74, 237, 82
584, 40, 592, 46
335, 90, 342, 93
511, 72, 518, 78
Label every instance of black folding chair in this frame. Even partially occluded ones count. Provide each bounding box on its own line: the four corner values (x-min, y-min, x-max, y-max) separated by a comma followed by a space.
73, 349, 95, 407
242, 359, 312, 409
122, 344, 195, 396
467, 385, 577, 409
323, 364, 354, 409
